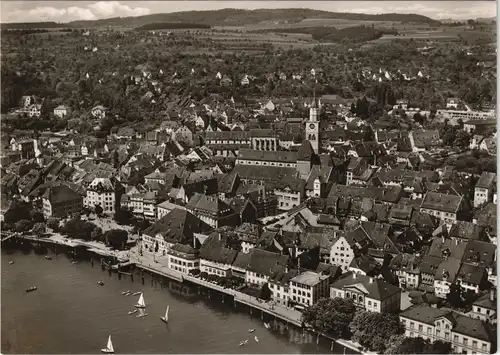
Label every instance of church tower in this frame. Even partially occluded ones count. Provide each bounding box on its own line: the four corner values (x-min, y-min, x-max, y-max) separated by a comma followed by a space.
306, 97, 320, 154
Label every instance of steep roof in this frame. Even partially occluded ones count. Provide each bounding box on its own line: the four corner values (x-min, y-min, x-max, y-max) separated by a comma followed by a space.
42, 184, 81, 204
476, 172, 496, 189
331, 272, 401, 301
143, 208, 212, 244
246, 248, 290, 277
199, 234, 238, 265
420, 192, 462, 213
297, 140, 315, 161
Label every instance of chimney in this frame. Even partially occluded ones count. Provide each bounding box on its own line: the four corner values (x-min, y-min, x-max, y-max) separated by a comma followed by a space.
490, 288, 496, 302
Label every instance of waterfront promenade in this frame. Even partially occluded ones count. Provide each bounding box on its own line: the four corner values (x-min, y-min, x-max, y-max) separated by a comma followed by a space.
129, 247, 371, 354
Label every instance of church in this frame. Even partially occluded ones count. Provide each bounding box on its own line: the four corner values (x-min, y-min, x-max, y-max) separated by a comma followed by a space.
233, 98, 336, 211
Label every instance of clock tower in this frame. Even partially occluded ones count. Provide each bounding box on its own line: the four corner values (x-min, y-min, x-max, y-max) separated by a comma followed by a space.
306, 97, 320, 154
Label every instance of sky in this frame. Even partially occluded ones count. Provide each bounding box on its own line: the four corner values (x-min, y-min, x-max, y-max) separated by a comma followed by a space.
0, 1, 497, 23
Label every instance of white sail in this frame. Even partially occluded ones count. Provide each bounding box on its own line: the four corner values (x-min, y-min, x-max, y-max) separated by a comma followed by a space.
165, 306, 169, 321
138, 293, 145, 307
107, 335, 114, 352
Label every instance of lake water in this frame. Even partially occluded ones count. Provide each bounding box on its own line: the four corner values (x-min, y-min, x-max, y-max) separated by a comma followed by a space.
1, 241, 355, 354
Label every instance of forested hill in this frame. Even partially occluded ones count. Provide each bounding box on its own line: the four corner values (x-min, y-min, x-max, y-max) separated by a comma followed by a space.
1, 22, 68, 30
67, 8, 439, 27
257, 26, 399, 43
135, 23, 211, 30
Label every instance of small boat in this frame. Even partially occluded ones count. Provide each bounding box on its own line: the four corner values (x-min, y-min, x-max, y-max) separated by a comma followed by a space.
9, 261, 14, 265
264, 322, 270, 329
244, 340, 248, 344
132, 291, 141, 296
127, 309, 138, 315
101, 335, 114, 354
121, 290, 131, 295
254, 336, 259, 343
135, 293, 146, 308
97, 281, 104, 286
26, 286, 37, 293
72, 261, 79, 264
45, 256, 52, 260
160, 305, 169, 323
248, 329, 255, 333
239, 342, 245, 347
136, 312, 149, 318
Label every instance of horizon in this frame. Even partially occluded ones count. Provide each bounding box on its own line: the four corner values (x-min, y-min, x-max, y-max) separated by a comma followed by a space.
0, 1, 496, 24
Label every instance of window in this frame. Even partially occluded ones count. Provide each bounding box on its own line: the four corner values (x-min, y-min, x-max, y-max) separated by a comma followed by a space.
482, 344, 487, 351
472, 341, 477, 349
410, 322, 414, 329
445, 332, 450, 340
368, 300, 372, 306
463, 338, 468, 346
418, 325, 423, 332
427, 327, 432, 334
436, 330, 441, 337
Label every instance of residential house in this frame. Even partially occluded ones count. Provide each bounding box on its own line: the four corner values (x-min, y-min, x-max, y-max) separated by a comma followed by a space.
142, 208, 212, 255
420, 192, 464, 224
245, 249, 290, 286
474, 172, 496, 208
174, 126, 193, 146
330, 272, 401, 313
91, 105, 107, 119
400, 305, 495, 354
85, 177, 123, 214
42, 184, 83, 218
186, 193, 240, 228
156, 200, 185, 220
330, 227, 371, 272
274, 178, 305, 211
53, 105, 71, 118
470, 290, 496, 324
199, 234, 238, 277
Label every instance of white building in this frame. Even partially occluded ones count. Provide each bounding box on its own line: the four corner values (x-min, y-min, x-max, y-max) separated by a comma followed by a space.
85, 177, 122, 214
330, 273, 401, 313
400, 304, 495, 354
289, 271, 330, 307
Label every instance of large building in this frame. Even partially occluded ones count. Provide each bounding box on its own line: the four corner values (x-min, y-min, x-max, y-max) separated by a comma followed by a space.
42, 184, 83, 218
330, 272, 401, 313
85, 177, 123, 215
400, 304, 495, 355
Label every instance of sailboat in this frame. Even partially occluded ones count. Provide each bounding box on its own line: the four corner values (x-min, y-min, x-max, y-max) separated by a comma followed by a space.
135, 293, 146, 308
127, 309, 138, 315
101, 335, 114, 354
136, 308, 149, 318
160, 305, 169, 323
254, 336, 259, 343
264, 322, 270, 329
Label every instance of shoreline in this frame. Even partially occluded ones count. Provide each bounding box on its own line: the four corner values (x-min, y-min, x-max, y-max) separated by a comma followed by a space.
8, 235, 371, 355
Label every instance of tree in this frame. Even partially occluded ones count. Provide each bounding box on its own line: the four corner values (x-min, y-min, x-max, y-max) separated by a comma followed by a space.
350, 311, 404, 353
47, 217, 61, 231
386, 336, 451, 354
91, 226, 103, 241
60, 218, 96, 241
15, 219, 33, 233
114, 207, 134, 225
32, 222, 46, 237
302, 297, 356, 338
94, 205, 103, 216
454, 130, 471, 149
104, 229, 128, 250
260, 283, 272, 301
30, 211, 45, 223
